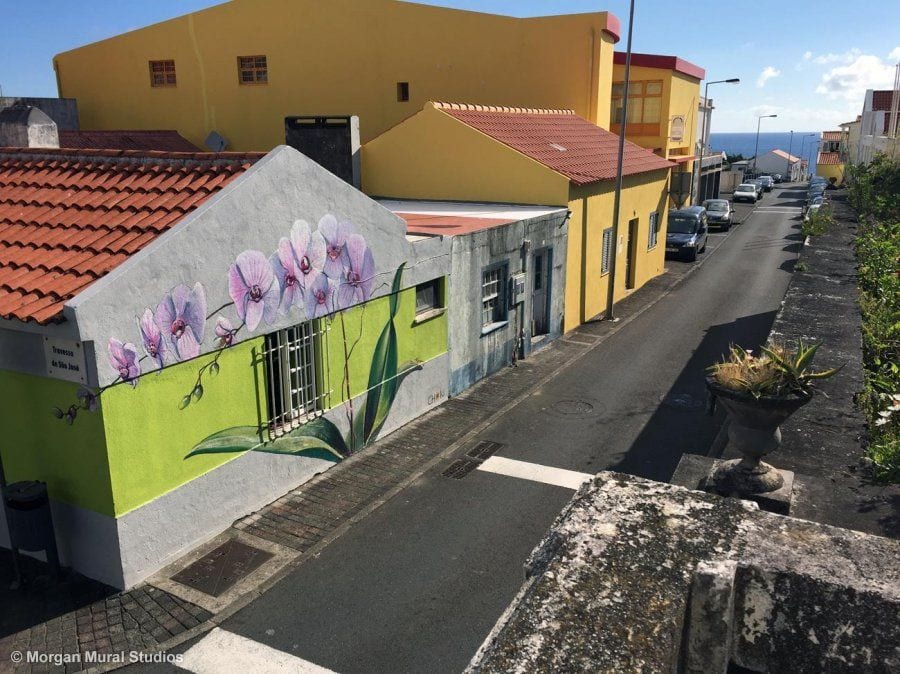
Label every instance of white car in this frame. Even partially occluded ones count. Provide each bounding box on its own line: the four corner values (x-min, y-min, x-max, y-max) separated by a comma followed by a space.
733, 184, 758, 203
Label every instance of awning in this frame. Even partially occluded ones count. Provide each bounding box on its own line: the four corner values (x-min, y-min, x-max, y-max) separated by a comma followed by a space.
669, 155, 697, 164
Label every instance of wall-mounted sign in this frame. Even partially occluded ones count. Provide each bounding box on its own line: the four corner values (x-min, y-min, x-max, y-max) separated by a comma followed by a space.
44, 337, 87, 383
670, 115, 685, 142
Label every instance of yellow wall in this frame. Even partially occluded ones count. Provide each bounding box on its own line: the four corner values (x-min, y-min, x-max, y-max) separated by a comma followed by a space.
566, 171, 670, 329
55, 0, 618, 150
363, 104, 569, 205
815, 163, 844, 183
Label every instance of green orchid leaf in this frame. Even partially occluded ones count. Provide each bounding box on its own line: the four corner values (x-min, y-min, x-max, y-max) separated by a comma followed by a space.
363, 319, 398, 444
369, 359, 423, 443
253, 434, 344, 462
284, 415, 351, 458
388, 263, 405, 319
185, 426, 263, 458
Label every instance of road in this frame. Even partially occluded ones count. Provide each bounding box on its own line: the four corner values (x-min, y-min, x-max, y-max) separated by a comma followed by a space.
142, 184, 805, 674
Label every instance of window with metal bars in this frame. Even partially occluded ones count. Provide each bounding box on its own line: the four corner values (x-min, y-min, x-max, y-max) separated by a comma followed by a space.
237, 55, 268, 84
263, 321, 326, 439
601, 228, 614, 274
149, 60, 176, 87
648, 211, 659, 249
481, 265, 507, 328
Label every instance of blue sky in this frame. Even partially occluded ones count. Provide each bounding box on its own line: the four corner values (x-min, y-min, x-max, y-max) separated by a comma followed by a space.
2, 0, 898, 132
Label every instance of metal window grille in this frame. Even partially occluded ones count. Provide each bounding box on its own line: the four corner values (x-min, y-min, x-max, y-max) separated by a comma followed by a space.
415, 279, 441, 314
481, 266, 506, 327
263, 320, 328, 439
149, 60, 176, 87
238, 55, 268, 84
648, 212, 659, 249
601, 228, 614, 274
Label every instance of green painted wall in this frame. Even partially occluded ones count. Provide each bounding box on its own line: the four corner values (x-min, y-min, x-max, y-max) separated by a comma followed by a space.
322, 285, 448, 404
0, 370, 114, 516
101, 337, 267, 516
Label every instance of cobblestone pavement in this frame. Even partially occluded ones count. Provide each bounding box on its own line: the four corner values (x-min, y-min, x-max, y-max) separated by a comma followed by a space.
1, 251, 706, 674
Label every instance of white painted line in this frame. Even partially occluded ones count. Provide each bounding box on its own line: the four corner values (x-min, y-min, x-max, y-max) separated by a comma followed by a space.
180, 628, 338, 674
477, 456, 593, 490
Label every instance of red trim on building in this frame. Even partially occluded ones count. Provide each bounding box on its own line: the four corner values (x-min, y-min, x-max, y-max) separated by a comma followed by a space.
613, 52, 706, 81
602, 13, 621, 43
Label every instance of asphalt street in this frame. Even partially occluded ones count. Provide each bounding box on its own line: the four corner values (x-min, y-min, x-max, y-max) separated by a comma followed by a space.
140, 184, 806, 674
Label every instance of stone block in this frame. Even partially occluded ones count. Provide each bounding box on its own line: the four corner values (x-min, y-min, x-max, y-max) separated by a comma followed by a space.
686, 560, 738, 674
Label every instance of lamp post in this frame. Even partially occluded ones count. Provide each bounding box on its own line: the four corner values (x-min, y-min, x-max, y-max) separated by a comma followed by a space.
694, 77, 740, 204
799, 133, 816, 181
751, 113, 777, 174
605, 0, 635, 322
785, 130, 794, 182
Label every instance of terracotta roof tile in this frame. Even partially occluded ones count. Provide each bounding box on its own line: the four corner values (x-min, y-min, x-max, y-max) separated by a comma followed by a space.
0, 147, 262, 324
821, 131, 843, 141
817, 152, 842, 165
433, 103, 674, 185
58, 130, 201, 152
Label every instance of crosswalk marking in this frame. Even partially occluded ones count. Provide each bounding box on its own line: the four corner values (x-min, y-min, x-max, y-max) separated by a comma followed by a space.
477, 455, 593, 490
179, 627, 338, 673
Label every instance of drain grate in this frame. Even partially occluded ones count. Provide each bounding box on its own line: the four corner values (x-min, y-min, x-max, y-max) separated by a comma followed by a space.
442, 458, 481, 479
171, 539, 273, 597
466, 440, 504, 461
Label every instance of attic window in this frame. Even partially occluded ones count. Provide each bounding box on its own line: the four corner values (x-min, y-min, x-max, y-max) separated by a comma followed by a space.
238, 55, 268, 85
149, 60, 177, 87
549, 142, 567, 152
397, 82, 410, 102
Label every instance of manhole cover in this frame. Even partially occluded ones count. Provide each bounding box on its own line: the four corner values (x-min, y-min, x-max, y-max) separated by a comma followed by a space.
661, 392, 704, 411
544, 398, 603, 419
172, 539, 273, 597
442, 458, 481, 479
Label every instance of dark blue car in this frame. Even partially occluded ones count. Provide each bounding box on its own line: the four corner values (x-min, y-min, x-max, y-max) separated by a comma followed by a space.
666, 206, 709, 262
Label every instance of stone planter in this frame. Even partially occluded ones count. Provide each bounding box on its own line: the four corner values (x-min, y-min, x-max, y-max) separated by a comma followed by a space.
706, 378, 812, 495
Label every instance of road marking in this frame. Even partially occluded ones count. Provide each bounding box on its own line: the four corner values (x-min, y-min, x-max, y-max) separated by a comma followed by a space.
180, 627, 337, 673
477, 455, 593, 490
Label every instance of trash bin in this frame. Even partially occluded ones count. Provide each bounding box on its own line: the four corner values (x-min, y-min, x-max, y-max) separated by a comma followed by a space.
3, 480, 60, 575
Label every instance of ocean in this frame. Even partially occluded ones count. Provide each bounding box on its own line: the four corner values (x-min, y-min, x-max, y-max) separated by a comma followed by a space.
710, 132, 820, 169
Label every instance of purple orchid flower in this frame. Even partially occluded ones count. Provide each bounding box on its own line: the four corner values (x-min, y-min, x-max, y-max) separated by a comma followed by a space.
215, 316, 236, 348
108, 338, 140, 387
228, 250, 279, 331
271, 220, 326, 314
304, 274, 335, 319
338, 234, 375, 309
139, 308, 166, 368
156, 283, 207, 361
318, 214, 356, 280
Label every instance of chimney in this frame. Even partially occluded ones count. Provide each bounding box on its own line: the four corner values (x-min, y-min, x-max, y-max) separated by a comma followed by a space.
0, 106, 60, 148
284, 115, 361, 189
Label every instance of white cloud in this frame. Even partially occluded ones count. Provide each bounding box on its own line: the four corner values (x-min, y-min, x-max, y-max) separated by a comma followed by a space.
888, 46, 900, 61
815, 54, 896, 100
756, 66, 781, 88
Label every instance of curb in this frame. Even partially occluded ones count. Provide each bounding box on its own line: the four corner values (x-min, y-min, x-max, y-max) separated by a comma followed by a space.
92, 216, 735, 672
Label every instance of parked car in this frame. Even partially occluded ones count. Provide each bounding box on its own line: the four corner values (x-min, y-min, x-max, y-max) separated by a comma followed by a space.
748, 179, 765, 199
666, 206, 709, 261
733, 183, 758, 203
702, 198, 734, 230
758, 175, 774, 191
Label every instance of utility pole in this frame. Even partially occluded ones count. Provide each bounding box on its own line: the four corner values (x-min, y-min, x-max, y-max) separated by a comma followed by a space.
694, 77, 740, 204
752, 113, 777, 174
786, 130, 794, 182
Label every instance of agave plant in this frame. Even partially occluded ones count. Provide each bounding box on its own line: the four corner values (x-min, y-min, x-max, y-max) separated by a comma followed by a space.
708, 341, 841, 399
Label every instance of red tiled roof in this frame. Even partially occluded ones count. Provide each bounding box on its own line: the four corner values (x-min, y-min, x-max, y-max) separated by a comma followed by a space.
433, 103, 674, 185
821, 131, 842, 141
817, 151, 842, 166
59, 130, 200, 152
872, 90, 897, 111
400, 213, 518, 236
772, 149, 802, 163
0, 148, 262, 324
613, 52, 705, 81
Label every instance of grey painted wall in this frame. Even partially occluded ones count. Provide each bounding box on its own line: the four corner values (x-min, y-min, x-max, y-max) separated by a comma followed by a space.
448, 211, 568, 396
0, 106, 59, 148
0, 97, 79, 131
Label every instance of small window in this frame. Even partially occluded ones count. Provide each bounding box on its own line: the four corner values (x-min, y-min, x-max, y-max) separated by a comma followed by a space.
648, 212, 660, 249
481, 265, 508, 328
415, 278, 443, 315
601, 228, 614, 275
397, 82, 410, 102
238, 55, 268, 85
149, 60, 176, 87
263, 321, 324, 439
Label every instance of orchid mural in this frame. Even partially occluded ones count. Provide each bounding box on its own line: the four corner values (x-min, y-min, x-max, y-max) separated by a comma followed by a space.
52, 213, 414, 464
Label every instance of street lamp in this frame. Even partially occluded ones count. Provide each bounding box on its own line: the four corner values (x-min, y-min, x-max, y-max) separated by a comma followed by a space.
785, 130, 794, 182
694, 77, 740, 204
799, 133, 816, 181
751, 114, 778, 174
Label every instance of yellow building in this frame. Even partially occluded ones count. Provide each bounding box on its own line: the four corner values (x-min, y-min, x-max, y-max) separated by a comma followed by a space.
612, 53, 705, 207
363, 102, 674, 330
54, 0, 621, 151
816, 131, 845, 183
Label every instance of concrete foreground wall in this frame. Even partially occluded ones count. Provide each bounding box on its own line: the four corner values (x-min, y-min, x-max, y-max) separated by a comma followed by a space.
0, 97, 79, 131
469, 473, 900, 673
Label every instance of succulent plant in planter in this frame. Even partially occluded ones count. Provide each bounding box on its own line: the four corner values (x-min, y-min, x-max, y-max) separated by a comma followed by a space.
706, 342, 841, 495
